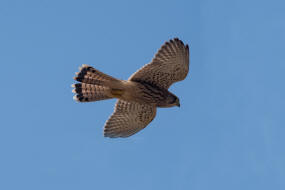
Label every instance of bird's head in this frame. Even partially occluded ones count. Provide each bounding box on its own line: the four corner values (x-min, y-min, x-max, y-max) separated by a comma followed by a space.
165, 93, 180, 107
172, 96, 180, 107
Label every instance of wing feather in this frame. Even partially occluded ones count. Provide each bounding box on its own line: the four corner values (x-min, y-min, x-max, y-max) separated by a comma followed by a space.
104, 100, 157, 138
129, 38, 190, 89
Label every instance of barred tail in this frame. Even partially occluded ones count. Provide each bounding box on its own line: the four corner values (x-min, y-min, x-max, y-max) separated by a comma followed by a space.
72, 65, 124, 102
73, 64, 118, 85
72, 83, 113, 102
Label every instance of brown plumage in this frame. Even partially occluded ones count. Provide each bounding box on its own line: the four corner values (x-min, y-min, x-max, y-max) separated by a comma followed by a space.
72, 38, 190, 138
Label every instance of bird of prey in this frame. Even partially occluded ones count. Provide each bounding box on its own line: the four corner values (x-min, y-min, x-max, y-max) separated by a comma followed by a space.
72, 38, 190, 138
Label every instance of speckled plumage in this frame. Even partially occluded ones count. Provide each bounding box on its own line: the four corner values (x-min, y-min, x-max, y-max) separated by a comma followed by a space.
130, 38, 189, 89
104, 100, 156, 138
72, 38, 190, 138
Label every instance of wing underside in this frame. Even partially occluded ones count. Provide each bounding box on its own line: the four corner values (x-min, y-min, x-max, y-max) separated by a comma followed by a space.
104, 100, 157, 138
129, 38, 190, 89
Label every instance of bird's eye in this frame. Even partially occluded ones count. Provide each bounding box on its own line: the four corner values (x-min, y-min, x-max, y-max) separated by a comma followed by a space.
170, 97, 177, 104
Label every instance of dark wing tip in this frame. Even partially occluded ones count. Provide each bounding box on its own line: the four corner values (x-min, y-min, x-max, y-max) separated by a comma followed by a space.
103, 129, 119, 138
170, 37, 186, 46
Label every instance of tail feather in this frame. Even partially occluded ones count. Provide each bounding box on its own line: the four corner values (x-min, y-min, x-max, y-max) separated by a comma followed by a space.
72, 83, 112, 102
72, 65, 125, 103
74, 64, 118, 85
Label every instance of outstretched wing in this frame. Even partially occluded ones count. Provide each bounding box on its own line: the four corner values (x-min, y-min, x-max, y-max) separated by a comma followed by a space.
129, 38, 190, 89
104, 100, 157, 138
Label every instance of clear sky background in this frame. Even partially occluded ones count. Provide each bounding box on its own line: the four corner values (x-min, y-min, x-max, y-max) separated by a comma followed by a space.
0, 0, 284, 189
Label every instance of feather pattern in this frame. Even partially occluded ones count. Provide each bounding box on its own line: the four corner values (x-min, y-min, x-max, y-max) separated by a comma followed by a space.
72, 38, 190, 138
129, 38, 190, 89
104, 100, 156, 138
72, 83, 112, 102
74, 64, 118, 85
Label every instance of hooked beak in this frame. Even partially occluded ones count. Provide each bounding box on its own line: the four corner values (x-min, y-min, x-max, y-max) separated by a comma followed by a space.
176, 101, 180, 107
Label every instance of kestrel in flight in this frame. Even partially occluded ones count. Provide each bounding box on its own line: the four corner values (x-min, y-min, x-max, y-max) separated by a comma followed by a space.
72, 38, 190, 138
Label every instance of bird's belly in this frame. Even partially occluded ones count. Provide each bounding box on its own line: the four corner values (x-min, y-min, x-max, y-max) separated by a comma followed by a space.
120, 82, 165, 106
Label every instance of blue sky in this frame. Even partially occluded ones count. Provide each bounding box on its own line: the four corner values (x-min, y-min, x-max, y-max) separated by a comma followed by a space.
0, 0, 284, 189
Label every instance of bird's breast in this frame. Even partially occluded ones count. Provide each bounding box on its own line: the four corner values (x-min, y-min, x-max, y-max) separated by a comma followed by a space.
121, 80, 167, 106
